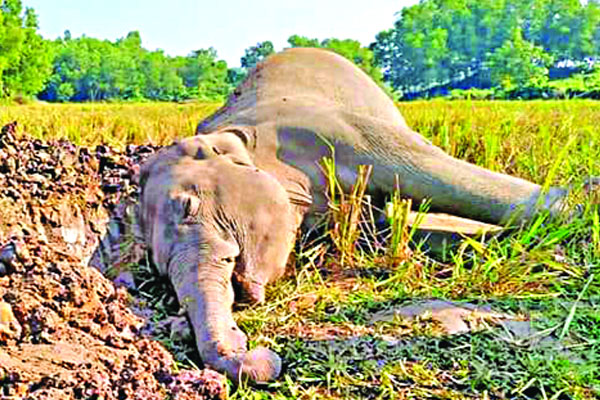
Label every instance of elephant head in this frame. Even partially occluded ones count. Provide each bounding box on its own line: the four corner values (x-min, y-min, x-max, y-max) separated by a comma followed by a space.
138, 130, 299, 382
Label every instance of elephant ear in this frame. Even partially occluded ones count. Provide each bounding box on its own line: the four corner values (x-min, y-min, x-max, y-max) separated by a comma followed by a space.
210, 125, 257, 150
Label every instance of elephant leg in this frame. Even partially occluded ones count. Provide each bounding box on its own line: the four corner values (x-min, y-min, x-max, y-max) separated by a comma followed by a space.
341, 116, 567, 224
274, 118, 566, 225
168, 231, 281, 383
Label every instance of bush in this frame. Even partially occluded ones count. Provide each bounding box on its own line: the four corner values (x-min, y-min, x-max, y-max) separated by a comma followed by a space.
448, 88, 495, 100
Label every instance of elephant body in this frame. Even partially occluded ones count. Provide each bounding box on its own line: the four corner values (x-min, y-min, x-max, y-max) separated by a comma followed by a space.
197, 47, 566, 224
138, 48, 568, 382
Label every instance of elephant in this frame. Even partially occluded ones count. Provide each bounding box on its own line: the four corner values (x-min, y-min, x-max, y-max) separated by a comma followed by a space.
138, 48, 573, 383
196, 47, 567, 225
138, 132, 300, 383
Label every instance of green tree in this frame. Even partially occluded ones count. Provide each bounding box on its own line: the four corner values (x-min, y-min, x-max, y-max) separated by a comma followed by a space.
488, 28, 554, 90
181, 48, 231, 100
41, 31, 230, 102
55, 81, 74, 101
371, 0, 452, 94
139, 50, 184, 100
371, 0, 599, 96
114, 31, 145, 99
240, 41, 274, 69
0, 0, 24, 96
0, 1, 52, 98
226, 67, 246, 87
287, 35, 320, 47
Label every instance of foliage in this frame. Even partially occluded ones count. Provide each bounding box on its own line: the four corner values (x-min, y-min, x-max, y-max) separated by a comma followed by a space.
0, 0, 53, 98
3, 0, 600, 102
448, 66, 600, 100
174, 48, 231, 101
0, 2, 234, 103
488, 28, 554, 91
39, 32, 232, 102
545, 65, 600, 98
226, 67, 247, 88
372, 0, 600, 98
240, 40, 274, 70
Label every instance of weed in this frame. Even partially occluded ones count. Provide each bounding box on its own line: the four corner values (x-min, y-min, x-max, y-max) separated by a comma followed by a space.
321, 156, 372, 266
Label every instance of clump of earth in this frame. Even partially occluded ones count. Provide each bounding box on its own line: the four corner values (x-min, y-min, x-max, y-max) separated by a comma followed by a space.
0, 122, 227, 400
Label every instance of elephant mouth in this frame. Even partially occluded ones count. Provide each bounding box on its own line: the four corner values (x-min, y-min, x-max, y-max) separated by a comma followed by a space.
232, 272, 266, 304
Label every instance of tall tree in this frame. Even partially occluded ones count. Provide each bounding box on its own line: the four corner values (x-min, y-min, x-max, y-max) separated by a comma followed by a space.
40, 32, 231, 102
177, 48, 231, 100
371, 0, 599, 95
488, 28, 554, 90
0, 1, 52, 98
240, 41, 274, 69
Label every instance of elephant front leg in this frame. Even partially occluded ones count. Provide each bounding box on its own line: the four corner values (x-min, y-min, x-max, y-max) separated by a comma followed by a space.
168, 233, 281, 383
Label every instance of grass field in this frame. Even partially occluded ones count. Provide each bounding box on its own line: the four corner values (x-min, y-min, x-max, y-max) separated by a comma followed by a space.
2, 100, 600, 399
0, 102, 221, 147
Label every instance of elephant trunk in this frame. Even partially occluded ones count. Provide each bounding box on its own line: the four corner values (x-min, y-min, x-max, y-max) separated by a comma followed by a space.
362, 131, 567, 225
168, 237, 281, 383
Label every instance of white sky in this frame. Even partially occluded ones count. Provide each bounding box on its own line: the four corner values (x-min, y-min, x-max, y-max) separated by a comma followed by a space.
24, 0, 419, 67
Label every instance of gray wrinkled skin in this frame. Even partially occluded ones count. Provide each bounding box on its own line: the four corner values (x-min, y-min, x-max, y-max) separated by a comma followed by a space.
139, 48, 571, 383
138, 132, 299, 382
197, 48, 567, 225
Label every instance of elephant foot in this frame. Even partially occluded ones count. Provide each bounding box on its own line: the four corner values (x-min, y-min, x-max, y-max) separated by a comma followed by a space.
239, 346, 282, 383
199, 324, 281, 383
204, 345, 281, 384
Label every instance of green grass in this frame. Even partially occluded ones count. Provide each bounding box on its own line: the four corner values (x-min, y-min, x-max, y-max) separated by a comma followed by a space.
3, 100, 600, 399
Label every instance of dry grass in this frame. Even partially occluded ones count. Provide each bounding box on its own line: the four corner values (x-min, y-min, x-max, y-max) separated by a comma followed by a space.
0, 101, 220, 147
2, 99, 600, 399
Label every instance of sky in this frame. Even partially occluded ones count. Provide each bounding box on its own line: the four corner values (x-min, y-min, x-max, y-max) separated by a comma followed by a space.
24, 0, 419, 68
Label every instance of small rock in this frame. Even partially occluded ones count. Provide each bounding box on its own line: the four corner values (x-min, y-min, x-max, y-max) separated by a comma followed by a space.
0, 242, 17, 267
0, 301, 22, 341
370, 299, 515, 335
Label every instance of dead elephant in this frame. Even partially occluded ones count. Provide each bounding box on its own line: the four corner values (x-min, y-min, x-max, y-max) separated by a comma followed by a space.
138, 132, 299, 383
138, 48, 578, 383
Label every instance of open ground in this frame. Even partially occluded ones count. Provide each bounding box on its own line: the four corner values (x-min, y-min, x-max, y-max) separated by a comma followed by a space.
1, 100, 599, 399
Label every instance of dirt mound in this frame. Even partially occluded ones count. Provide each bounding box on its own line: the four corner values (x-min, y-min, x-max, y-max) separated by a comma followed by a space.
0, 122, 227, 400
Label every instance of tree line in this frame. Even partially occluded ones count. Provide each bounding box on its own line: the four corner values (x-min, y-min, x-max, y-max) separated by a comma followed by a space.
371, 0, 600, 99
1, 0, 600, 102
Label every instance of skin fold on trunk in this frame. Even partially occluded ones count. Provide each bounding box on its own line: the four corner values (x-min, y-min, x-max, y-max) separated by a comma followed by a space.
167, 229, 281, 383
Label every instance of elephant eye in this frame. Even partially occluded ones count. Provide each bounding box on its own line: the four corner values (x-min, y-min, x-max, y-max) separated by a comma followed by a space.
181, 195, 200, 220
212, 146, 222, 155
195, 147, 205, 159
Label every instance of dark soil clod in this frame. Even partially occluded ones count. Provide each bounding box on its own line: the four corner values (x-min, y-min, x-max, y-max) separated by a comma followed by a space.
0, 123, 227, 400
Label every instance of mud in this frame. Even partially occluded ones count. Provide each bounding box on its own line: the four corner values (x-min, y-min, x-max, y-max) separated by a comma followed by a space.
0, 122, 227, 400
